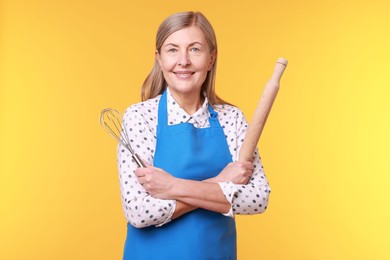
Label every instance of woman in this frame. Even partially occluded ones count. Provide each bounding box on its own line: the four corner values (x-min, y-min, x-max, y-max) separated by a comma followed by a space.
117, 11, 271, 260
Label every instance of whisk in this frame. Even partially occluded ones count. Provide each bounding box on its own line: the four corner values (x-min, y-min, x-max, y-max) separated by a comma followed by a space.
100, 108, 145, 168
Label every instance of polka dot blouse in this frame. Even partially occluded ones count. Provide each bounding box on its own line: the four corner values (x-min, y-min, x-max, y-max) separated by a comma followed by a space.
117, 88, 271, 228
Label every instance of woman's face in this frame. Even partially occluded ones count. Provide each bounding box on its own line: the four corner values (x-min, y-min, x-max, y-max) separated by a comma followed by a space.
156, 26, 215, 99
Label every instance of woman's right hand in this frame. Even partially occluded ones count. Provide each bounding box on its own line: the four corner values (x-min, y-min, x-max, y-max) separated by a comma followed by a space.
210, 161, 254, 185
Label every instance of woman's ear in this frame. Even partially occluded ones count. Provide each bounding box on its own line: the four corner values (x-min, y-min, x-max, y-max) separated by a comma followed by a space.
155, 50, 162, 68
208, 50, 216, 71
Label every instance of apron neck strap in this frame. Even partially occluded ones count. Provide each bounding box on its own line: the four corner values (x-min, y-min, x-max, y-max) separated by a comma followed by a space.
158, 90, 169, 126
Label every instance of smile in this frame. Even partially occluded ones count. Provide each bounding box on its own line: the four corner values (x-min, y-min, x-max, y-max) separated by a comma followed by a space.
173, 71, 195, 79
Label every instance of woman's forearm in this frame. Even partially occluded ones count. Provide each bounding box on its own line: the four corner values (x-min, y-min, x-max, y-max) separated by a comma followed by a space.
171, 179, 230, 214
171, 177, 231, 219
171, 201, 197, 219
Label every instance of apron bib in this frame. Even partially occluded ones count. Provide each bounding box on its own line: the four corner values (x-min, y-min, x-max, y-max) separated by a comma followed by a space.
124, 90, 236, 260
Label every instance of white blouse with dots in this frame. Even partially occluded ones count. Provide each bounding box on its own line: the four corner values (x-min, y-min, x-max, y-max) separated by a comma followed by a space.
117, 89, 271, 228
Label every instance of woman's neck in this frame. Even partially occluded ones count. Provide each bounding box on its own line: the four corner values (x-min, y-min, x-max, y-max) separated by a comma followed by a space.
168, 88, 204, 115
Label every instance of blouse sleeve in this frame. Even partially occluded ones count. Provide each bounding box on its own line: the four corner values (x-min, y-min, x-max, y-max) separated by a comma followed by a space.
217, 108, 271, 217
117, 105, 176, 228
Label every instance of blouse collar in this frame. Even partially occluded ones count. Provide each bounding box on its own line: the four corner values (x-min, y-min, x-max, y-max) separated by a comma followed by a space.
166, 88, 209, 128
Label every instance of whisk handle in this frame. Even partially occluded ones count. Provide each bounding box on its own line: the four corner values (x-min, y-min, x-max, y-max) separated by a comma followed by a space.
133, 153, 146, 168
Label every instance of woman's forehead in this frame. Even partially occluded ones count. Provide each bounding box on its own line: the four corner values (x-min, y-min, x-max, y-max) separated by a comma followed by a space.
163, 26, 207, 46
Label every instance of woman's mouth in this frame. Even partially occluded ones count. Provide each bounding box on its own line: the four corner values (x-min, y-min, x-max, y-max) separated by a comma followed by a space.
173, 71, 195, 79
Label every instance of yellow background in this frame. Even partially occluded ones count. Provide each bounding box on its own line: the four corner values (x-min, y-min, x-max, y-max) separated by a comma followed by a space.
1, 0, 389, 259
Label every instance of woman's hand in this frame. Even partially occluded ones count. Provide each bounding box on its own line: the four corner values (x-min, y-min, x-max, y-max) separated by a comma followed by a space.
210, 161, 254, 185
135, 163, 178, 200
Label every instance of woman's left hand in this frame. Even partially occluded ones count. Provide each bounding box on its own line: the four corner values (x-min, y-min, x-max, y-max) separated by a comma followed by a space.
135, 162, 177, 199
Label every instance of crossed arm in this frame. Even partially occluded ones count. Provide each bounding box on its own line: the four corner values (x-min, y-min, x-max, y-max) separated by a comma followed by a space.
135, 161, 254, 220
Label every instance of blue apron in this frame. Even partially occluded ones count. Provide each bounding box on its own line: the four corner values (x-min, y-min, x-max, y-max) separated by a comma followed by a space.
124, 90, 236, 260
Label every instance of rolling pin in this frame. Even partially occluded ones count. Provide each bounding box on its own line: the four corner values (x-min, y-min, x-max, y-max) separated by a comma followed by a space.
238, 58, 288, 162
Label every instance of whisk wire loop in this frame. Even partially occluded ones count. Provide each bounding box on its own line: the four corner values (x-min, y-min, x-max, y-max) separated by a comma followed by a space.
100, 108, 145, 167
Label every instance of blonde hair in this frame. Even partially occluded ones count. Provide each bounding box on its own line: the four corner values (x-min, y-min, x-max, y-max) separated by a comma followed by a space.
141, 11, 230, 106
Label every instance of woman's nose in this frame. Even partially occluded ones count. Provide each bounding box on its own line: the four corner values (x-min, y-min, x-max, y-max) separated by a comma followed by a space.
178, 50, 191, 66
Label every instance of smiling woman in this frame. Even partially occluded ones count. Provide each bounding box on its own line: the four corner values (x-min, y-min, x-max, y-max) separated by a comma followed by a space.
117, 11, 271, 260
2, 0, 390, 259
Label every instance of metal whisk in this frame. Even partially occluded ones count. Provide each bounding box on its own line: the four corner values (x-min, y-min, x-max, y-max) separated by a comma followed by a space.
100, 108, 145, 168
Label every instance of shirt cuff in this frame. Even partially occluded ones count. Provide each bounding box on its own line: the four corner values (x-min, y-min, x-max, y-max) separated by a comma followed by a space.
155, 200, 176, 227
218, 182, 239, 218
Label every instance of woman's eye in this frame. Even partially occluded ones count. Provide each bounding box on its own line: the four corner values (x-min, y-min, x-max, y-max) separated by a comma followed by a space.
168, 48, 178, 53
190, 47, 200, 52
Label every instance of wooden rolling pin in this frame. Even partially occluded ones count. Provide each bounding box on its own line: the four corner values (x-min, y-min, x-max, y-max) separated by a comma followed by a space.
238, 58, 288, 162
